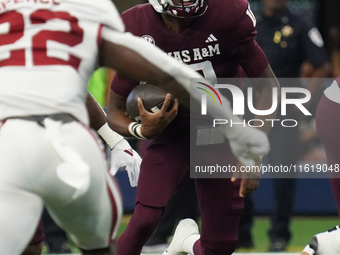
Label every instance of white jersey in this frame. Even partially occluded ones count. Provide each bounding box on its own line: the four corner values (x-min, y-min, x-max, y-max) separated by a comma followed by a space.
0, 0, 124, 125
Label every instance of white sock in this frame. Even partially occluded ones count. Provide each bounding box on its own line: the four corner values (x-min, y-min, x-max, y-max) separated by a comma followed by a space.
182, 234, 200, 254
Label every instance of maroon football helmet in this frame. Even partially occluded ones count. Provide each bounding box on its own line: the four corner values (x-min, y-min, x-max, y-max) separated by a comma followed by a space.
148, 0, 208, 18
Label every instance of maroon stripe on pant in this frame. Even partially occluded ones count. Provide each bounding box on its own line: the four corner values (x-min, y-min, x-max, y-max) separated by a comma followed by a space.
0, 120, 7, 129
29, 220, 45, 245
106, 179, 119, 245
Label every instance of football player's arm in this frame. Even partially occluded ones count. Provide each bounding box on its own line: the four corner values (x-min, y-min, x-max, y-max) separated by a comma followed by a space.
106, 91, 133, 137
235, 39, 280, 135
86, 91, 141, 187
229, 64, 277, 196
234, 44, 279, 196
86, 91, 107, 130
232, 4, 280, 135
229, 6, 279, 195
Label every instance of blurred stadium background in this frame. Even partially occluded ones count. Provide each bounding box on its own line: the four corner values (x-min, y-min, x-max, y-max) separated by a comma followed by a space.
45, 0, 340, 253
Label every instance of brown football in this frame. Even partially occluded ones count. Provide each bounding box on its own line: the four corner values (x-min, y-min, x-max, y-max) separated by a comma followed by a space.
126, 83, 174, 122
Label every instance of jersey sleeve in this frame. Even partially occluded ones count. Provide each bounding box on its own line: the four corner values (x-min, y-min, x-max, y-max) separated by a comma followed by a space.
111, 73, 139, 98
230, 4, 269, 77
236, 40, 269, 78
300, 23, 329, 68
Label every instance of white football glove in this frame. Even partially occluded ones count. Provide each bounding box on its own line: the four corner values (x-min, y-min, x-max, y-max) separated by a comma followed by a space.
223, 123, 270, 167
97, 123, 142, 187
110, 139, 142, 187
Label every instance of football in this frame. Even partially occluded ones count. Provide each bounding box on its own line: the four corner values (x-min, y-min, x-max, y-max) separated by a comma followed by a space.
126, 83, 174, 122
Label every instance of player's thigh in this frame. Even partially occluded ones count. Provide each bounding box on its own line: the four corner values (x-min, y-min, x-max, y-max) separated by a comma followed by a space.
195, 178, 243, 250
316, 96, 340, 216
136, 140, 190, 207
0, 184, 43, 255
2, 120, 122, 251
316, 95, 340, 169
45, 172, 122, 251
0, 120, 45, 254
41, 122, 123, 250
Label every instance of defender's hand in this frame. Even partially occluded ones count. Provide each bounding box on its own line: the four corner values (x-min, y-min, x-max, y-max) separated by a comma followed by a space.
110, 139, 142, 187
231, 161, 261, 197
138, 93, 178, 139
226, 125, 269, 167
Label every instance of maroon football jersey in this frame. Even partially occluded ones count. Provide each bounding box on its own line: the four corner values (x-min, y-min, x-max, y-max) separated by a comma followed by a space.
111, 0, 268, 126
112, 0, 268, 95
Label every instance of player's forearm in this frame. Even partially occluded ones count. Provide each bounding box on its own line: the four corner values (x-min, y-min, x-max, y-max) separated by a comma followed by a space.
86, 91, 107, 130
106, 91, 135, 137
107, 110, 133, 137
86, 91, 125, 149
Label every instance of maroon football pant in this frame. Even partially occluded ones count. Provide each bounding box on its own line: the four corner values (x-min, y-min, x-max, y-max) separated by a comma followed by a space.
316, 95, 340, 218
117, 127, 243, 255
195, 178, 243, 255
117, 180, 243, 255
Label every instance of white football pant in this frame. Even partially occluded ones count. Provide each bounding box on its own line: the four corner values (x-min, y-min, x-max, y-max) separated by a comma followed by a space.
0, 118, 122, 254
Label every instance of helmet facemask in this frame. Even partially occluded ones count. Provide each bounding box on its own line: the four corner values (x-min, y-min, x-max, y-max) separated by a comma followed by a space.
149, 0, 208, 18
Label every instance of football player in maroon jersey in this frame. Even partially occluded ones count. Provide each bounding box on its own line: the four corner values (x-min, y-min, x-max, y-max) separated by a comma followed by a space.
107, 0, 279, 254
0, 0, 270, 254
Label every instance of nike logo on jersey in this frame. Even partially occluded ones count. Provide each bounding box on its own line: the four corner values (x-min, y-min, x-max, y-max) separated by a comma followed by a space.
205, 34, 218, 43
167, 44, 220, 63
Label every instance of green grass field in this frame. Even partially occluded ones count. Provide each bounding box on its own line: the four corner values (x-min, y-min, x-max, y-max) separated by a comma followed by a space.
44, 215, 339, 254
236, 216, 338, 252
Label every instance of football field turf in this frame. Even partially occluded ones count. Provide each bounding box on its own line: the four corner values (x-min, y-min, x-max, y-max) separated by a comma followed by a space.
46, 215, 339, 254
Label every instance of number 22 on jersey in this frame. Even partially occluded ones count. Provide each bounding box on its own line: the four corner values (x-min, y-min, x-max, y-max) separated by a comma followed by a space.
0, 10, 84, 70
